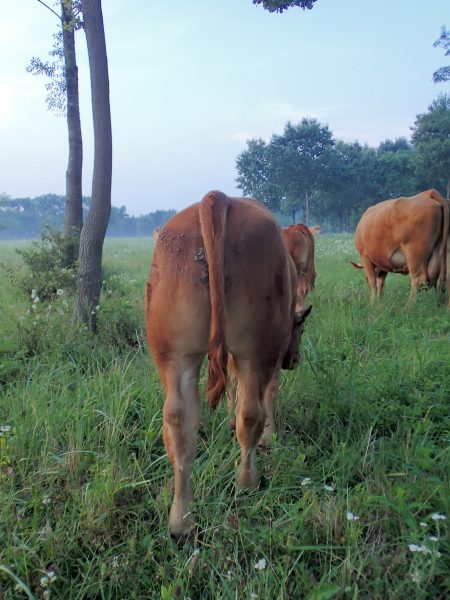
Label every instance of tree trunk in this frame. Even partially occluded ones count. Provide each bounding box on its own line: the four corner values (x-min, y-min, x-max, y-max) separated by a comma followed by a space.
447, 178, 449, 201
75, 0, 112, 329
62, 0, 83, 265
304, 189, 309, 226
291, 209, 296, 223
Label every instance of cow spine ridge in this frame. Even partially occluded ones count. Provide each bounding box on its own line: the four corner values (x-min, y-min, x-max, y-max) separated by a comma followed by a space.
199, 190, 230, 409
430, 189, 449, 292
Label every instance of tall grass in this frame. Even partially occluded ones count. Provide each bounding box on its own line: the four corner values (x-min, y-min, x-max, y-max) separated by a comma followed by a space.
0, 235, 448, 599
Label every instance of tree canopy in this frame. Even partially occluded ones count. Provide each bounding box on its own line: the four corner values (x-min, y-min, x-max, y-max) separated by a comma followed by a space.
236, 113, 436, 231
252, 0, 318, 12
433, 26, 450, 83
412, 94, 450, 198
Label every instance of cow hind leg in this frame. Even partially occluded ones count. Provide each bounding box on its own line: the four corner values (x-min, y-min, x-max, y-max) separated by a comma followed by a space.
376, 271, 388, 298
360, 256, 377, 303
234, 363, 266, 490
161, 354, 203, 538
259, 368, 280, 448
405, 256, 429, 306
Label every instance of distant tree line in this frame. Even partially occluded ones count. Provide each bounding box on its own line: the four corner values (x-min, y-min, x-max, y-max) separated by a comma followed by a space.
0, 193, 175, 240
236, 94, 450, 231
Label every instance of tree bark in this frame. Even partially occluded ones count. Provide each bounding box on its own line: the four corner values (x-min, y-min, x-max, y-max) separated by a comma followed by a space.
62, 0, 83, 264
304, 189, 309, 226
75, 0, 112, 329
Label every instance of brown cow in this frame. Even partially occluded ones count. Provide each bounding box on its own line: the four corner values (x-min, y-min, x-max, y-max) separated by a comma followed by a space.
283, 224, 316, 311
351, 189, 449, 305
152, 226, 161, 242
146, 191, 311, 537
308, 225, 321, 237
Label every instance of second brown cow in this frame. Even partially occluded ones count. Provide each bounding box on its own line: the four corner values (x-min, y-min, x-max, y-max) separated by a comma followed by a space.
351, 189, 449, 305
283, 224, 316, 311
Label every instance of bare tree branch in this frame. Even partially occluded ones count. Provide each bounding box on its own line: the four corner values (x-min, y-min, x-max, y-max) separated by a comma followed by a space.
36, 0, 62, 22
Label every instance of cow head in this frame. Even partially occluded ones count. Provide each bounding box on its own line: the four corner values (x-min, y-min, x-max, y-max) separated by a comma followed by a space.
281, 304, 312, 369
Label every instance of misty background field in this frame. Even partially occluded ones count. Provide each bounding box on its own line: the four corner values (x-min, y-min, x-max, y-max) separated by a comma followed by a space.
1, 235, 449, 599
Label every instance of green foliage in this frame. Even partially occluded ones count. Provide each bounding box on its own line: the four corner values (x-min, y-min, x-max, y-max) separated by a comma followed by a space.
26, 1, 83, 114
235, 138, 283, 207
236, 96, 450, 229
27, 31, 67, 114
433, 26, 450, 83
0, 236, 449, 598
236, 118, 334, 222
252, 0, 318, 12
412, 94, 450, 193
10, 227, 78, 301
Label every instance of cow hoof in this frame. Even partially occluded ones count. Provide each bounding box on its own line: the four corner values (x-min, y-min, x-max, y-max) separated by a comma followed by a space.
237, 467, 260, 491
258, 429, 275, 449
257, 441, 271, 454
169, 519, 195, 542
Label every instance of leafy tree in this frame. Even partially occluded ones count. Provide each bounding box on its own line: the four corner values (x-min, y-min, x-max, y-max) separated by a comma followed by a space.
269, 119, 334, 224
411, 94, 450, 199
75, 0, 112, 329
253, 0, 318, 12
378, 137, 411, 154
318, 141, 381, 231
28, 1, 83, 264
235, 138, 283, 209
433, 26, 450, 83
376, 138, 420, 199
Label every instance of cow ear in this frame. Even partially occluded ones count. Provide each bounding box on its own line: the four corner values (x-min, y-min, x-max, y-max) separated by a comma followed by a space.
295, 304, 312, 325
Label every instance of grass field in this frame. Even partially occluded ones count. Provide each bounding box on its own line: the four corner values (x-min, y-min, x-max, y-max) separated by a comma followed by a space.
0, 235, 449, 599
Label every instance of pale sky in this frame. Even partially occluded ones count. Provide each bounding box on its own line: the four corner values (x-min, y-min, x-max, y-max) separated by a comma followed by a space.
0, 0, 448, 216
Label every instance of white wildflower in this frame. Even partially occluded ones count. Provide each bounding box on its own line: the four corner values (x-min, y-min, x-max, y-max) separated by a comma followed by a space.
40, 575, 49, 587
323, 484, 334, 492
411, 570, 421, 584
430, 513, 446, 521
408, 543, 440, 556
419, 522, 427, 528
254, 558, 267, 571
346, 511, 360, 521
42, 495, 52, 505
47, 571, 56, 583
56, 288, 64, 296
111, 555, 120, 569
429, 536, 439, 542
31, 289, 37, 299
0, 425, 12, 436
301, 477, 312, 486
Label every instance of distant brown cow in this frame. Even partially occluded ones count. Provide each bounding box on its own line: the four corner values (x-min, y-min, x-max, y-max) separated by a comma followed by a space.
152, 226, 161, 242
308, 225, 321, 237
351, 189, 449, 305
283, 224, 316, 311
146, 191, 311, 537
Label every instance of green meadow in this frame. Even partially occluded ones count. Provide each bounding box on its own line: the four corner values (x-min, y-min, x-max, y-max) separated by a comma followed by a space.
0, 235, 449, 599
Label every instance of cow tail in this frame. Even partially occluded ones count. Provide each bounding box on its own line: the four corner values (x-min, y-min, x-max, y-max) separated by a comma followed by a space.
431, 189, 449, 292
199, 191, 230, 409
